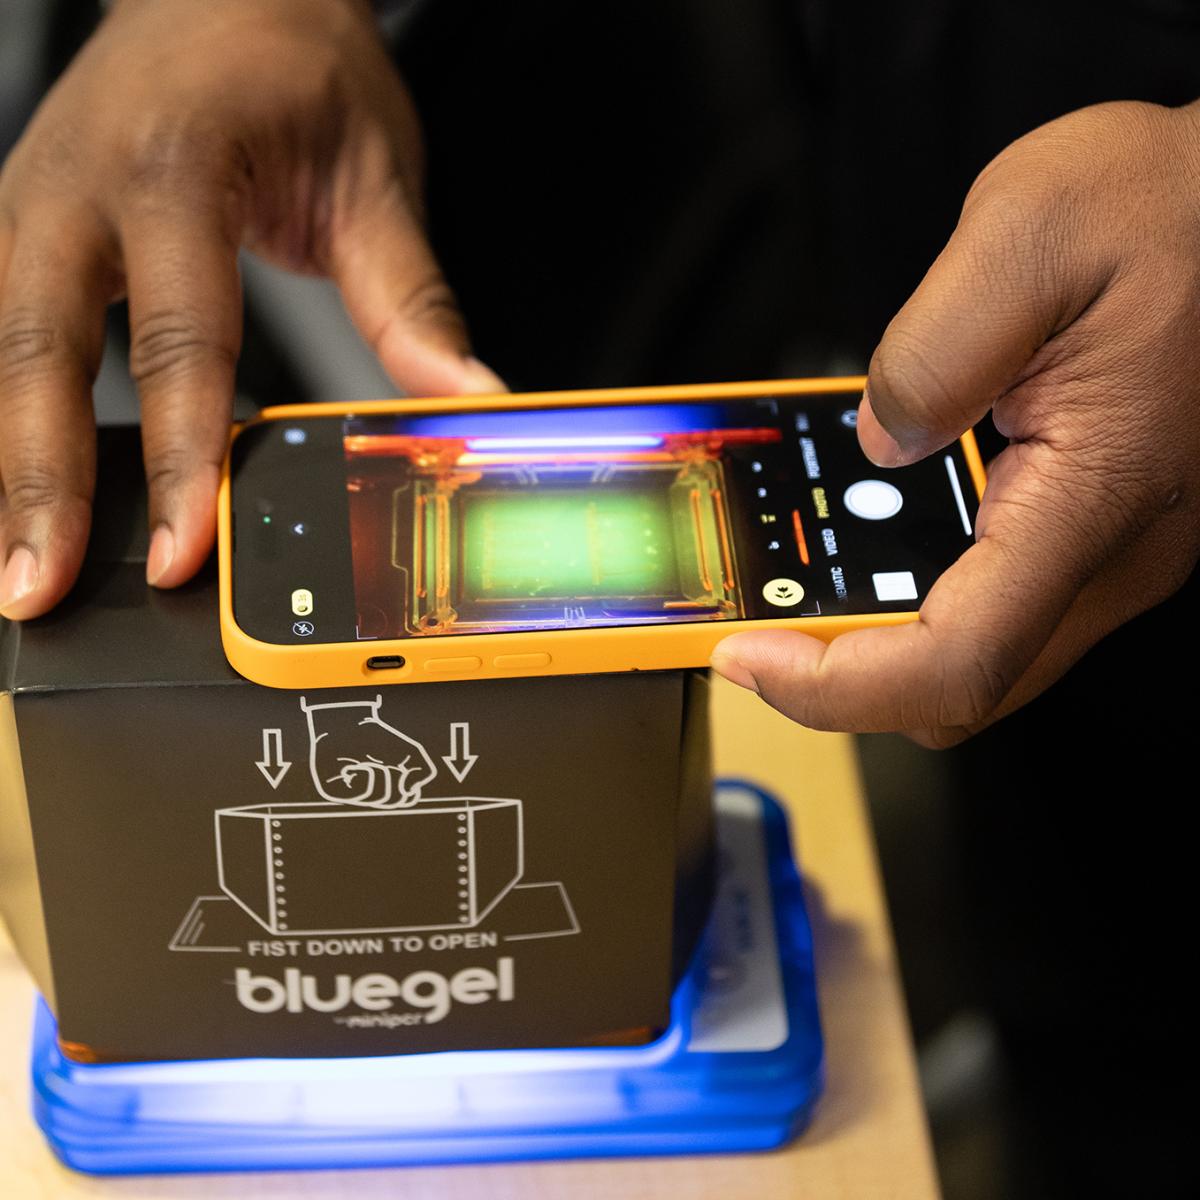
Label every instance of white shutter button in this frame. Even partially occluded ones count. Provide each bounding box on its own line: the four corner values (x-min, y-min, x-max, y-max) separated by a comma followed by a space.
844, 479, 904, 520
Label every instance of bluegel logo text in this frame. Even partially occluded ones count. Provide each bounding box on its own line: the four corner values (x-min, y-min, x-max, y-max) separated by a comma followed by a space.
233, 958, 515, 1024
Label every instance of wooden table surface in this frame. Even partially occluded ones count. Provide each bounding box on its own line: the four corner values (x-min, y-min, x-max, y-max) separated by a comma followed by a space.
0, 676, 939, 1199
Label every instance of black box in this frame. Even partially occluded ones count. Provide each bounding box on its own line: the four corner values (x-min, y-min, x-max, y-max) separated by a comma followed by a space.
0, 430, 713, 1062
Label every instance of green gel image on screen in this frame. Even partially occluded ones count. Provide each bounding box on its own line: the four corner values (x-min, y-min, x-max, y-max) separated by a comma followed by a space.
400, 459, 740, 632
461, 489, 679, 599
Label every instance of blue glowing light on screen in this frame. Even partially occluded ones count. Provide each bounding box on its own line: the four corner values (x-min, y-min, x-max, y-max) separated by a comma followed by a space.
377, 404, 726, 440
465, 434, 664, 451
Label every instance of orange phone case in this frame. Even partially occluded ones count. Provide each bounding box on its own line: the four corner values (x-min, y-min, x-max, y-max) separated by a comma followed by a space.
218, 377, 986, 689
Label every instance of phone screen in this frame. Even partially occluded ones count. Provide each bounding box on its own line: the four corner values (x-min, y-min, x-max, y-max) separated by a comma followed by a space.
231, 392, 980, 646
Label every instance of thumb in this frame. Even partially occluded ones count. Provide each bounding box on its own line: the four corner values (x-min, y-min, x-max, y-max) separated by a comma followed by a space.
857, 179, 1096, 467
330, 182, 505, 397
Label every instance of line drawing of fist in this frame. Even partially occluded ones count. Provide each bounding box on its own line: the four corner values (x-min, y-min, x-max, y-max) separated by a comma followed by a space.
301, 695, 438, 808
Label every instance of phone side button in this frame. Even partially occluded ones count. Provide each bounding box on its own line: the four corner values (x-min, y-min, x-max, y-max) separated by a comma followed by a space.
423, 656, 483, 674
493, 652, 552, 671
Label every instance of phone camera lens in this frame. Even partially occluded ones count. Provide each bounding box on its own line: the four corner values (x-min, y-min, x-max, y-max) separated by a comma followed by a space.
283, 427, 307, 445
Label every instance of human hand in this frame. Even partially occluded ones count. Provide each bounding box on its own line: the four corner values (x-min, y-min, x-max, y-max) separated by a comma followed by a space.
0, 0, 502, 620
712, 100, 1200, 746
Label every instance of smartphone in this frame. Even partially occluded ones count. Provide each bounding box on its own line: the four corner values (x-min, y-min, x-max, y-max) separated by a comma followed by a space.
218, 378, 985, 688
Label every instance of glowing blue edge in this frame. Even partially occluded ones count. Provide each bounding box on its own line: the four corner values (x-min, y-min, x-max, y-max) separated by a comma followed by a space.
463, 435, 664, 451
355, 403, 727, 439
30, 781, 822, 1175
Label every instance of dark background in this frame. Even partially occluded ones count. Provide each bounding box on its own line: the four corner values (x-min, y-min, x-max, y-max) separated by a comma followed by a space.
5, 1, 1199, 1193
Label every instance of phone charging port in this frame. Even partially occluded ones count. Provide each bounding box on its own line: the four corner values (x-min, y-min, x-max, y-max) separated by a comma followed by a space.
366, 655, 407, 671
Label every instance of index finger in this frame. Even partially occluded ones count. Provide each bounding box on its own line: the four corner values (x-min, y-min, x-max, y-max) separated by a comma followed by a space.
121, 199, 242, 591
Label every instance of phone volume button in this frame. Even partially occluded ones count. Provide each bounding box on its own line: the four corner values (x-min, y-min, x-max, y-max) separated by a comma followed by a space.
423, 656, 483, 675
493, 653, 552, 671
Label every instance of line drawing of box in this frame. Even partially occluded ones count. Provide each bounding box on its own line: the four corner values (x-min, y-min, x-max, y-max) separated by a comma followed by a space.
215, 798, 524, 936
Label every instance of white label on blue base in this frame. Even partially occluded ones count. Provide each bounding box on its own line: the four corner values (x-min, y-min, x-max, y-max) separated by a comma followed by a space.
687, 786, 788, 1053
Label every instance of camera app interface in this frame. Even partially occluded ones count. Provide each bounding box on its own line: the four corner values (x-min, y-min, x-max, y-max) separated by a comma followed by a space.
339, 395, 979, 640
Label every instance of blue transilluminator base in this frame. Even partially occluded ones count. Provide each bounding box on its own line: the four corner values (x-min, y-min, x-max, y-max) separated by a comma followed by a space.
31, 781, 823, 1175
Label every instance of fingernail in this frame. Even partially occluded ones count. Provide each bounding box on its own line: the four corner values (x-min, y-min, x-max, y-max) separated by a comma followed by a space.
459, 356, 508, 395
146, 525, 175, 586
710, 650, 760, 695
0, 546, 39, 616
857, 389, 905, 467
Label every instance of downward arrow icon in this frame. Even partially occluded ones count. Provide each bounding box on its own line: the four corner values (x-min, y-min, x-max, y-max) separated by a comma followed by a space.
442, 722, 478, 783
256, 729, 292, 789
